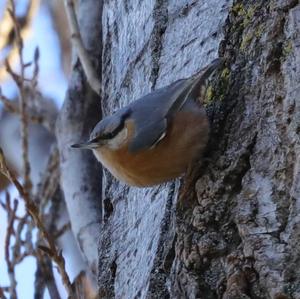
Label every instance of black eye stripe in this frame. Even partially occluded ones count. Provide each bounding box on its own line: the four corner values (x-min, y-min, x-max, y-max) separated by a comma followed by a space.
102, 131, 117, 140
94, 109, 132, 141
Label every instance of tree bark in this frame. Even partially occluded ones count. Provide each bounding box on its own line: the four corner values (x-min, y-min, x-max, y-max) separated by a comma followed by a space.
98, 0, 230, 298
58, 0, 300, 298
56, 0, 103, 273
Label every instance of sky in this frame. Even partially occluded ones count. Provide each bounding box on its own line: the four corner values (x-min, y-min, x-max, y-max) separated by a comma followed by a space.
0, 1, 67, 102
0, 0, 68, 298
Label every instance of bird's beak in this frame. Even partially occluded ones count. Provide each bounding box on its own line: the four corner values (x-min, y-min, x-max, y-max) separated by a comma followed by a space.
70, 140, 101, 149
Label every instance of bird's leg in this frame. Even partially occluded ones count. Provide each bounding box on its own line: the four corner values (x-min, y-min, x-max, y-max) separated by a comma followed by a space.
178, 161, 201, 207
178, 156, 211, 207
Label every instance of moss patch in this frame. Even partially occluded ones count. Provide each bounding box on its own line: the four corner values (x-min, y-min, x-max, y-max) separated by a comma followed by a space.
283, 40, 293, 57
204, 85, 214, 106
240, 32, 253, 50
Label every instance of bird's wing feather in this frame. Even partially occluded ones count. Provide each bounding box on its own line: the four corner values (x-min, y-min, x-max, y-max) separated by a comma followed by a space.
128, 118, 167, 153
128, 58, 221, 153
166, 58, 222, 117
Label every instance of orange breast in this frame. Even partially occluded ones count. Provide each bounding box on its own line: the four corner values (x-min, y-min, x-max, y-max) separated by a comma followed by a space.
94, 110, 209, 187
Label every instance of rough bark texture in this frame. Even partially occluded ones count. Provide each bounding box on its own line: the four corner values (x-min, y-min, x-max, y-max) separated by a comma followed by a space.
98, 0, 230, 298
170, 0, 300, 298
56, 0, 300, 297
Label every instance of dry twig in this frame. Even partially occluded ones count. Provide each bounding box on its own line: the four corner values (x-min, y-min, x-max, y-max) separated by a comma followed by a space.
0, 286, 8, 299
6, 0, 32, 194
0, 90, 18, 113
54, 222, 71, 239
0, 89, 52, 130
1, 191, 33, 299
0, 0, 40, 82
64, 0, 101, 95
0, 148, 74, 297
1, 2, 75, 298
36, 147, 60, 210
35, 253, 62, 299
4, 193, 18, 299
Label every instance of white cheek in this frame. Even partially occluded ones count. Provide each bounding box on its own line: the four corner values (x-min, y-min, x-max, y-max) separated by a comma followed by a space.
107, 127, 128, 149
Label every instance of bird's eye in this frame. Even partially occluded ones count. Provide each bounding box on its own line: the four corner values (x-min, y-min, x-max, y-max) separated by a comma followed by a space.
92, 135, 101, 141
105, 132, 114, 139
91, 109, 131, 141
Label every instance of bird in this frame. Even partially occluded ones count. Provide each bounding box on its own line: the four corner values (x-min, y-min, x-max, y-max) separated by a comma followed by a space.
71, 58, 221, 187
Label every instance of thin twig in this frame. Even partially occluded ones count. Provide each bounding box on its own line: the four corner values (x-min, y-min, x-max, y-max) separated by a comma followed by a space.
38, 178, 67, 299
54, 222, 71, 239
0, 89, 54, 132
64, 0, 101, 95
14, 214, 34, 262
7, 0, 32, 194
0, 90, 18, 113
0, 286, 8, 299
1, 2, 75, 298
34, 262, 46, 299
2, 191, 34, 299
4, 193, 18, 299
36, 253, 61, 299
36, 147, 60, 210
29, 47, 40, 111
0, 148, 74, 297
0, 0, 40, 82
31, 47, 39, 89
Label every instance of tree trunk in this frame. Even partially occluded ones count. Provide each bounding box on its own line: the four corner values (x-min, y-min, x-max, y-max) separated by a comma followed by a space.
58, 0, 300, 298
98, 0, 230, 297
56, 0, 103, 273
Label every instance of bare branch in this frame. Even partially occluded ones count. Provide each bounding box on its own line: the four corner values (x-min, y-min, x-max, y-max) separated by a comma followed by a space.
4, 193, 18, 299
54, 222, 71, 239
46, 0, 72, 76
0, 148, 74, 297
35, 253, 62, 299
0, 89, 55, 132
0, 90, 18, 113
0, 2, 83, 298
6, 0, 32, 194
0, 0, 40, 82
0, 286, 8, 299
64, 0, 101, 95
36, 147, 60, 210
34, 262, 46, 299
32, 47, 40, 89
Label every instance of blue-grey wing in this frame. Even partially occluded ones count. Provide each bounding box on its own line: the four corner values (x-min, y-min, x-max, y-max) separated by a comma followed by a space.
128, 118, 167, 153
128, 58, 221, 153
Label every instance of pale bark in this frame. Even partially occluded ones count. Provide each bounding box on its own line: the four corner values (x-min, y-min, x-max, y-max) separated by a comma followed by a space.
95, 0, 300, 298
56, 0, 103, 273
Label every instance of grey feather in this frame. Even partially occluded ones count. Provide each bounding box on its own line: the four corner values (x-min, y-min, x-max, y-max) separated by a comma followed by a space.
128, 119, 167, 153
127, 58, 221, 153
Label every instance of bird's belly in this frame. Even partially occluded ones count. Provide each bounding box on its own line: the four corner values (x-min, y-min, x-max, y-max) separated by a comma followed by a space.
93, 110, 209, 187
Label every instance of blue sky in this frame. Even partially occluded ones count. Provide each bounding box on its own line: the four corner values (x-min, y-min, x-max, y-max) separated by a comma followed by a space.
0, 1, 67, 102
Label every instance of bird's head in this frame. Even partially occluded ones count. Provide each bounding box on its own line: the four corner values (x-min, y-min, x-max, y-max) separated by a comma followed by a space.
71, 109, 131, 150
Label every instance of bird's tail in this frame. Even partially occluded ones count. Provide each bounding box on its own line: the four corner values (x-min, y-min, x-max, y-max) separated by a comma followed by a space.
167, 58, 224, 116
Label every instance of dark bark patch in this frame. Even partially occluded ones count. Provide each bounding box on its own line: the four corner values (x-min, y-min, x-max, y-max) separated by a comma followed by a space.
149, 0, 168, 89
104, 197, 114, 219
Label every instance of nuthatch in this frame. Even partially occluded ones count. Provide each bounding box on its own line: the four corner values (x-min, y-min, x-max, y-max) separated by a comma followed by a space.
71, 59, 221, 187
